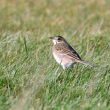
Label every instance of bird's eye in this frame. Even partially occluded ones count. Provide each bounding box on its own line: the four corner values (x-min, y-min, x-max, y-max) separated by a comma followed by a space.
57, 37, 61, 41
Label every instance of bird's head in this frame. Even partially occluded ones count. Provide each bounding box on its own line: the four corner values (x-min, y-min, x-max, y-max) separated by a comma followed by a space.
49, 36, 66, 45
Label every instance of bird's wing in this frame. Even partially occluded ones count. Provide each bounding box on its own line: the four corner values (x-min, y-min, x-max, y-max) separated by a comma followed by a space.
55, 43, 82, 61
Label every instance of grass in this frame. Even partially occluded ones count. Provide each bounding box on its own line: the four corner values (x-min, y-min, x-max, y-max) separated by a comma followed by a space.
0, 0, 110, 110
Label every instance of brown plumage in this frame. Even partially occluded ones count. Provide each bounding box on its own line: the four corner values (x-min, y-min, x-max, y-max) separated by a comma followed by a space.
50, 36, 93, 69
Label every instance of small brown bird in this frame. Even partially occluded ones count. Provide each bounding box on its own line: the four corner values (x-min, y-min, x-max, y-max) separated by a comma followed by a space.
50, 36, 93, 69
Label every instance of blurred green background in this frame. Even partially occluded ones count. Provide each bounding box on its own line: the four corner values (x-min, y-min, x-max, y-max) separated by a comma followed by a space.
0, 0, 110, 110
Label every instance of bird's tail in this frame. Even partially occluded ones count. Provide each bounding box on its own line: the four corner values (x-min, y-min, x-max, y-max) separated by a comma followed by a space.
77, 60, 94, 67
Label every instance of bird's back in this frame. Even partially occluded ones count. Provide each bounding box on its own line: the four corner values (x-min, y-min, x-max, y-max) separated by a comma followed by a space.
52, 42, 82, 64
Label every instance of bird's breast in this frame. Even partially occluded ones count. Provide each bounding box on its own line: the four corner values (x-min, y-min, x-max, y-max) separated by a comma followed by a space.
52, 51, 62, 64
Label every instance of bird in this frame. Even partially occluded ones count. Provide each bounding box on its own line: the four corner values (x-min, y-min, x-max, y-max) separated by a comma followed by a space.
49, 35, 93, 69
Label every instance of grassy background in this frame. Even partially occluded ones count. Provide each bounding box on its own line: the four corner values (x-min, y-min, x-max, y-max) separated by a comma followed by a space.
0, 0, 110, 110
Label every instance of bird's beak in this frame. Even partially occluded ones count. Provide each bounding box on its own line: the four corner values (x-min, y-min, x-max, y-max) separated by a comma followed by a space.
49, 37, 54, 39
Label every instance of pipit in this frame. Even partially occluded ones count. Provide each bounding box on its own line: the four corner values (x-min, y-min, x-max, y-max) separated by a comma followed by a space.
50, 36, 93, 69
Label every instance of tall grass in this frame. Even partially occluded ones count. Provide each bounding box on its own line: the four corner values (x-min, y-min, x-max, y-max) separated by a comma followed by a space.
0, 0, 110, 110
